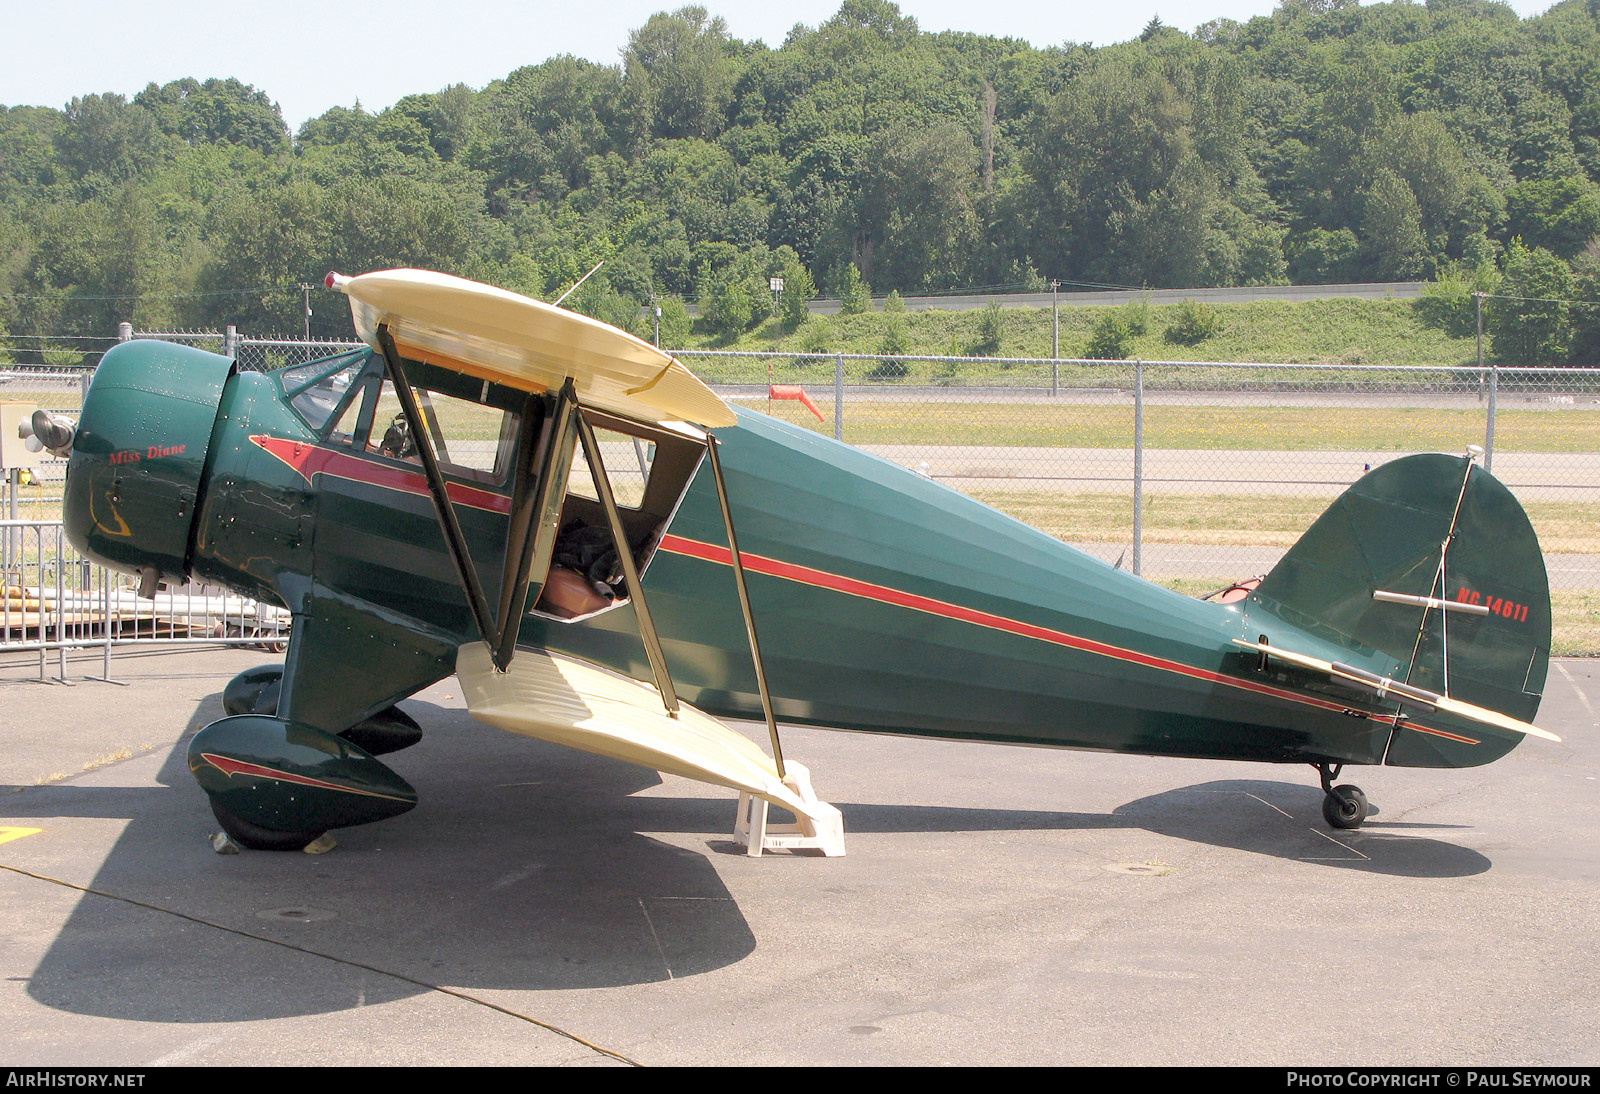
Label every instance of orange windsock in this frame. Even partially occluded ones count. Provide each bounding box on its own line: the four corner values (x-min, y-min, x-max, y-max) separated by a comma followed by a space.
768, 384, 824, 422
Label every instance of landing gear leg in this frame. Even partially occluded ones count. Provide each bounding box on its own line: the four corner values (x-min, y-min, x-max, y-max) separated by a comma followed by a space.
1315, 762, 1369, 830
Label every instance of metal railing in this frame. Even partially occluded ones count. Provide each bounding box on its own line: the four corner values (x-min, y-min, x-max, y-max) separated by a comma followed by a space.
1, 519, 289, 677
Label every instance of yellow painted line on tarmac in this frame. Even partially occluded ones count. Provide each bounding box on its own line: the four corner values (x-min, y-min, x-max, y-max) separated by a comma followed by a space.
0, 827, 43, 845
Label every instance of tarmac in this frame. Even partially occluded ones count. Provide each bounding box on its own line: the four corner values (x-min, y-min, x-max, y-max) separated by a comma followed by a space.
1, 644, 1597, 1067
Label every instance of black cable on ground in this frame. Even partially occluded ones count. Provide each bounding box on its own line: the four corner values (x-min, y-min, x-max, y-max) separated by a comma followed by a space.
0, 860, 642, 1067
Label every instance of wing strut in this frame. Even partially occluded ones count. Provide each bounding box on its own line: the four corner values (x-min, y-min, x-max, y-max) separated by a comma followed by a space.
378, 326, 498, 650
493, 380, 576, 672
573, 405, 680, 715
706, 434, 786, 779
574, 409, 787, 774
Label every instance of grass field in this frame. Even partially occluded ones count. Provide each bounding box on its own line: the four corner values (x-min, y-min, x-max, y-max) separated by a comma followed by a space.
15, 384, 1600, 452
1151, 577, 1600, 657
697, 298, 1485, 367
750, 396, 1600, 452
972, 491, 1600, 555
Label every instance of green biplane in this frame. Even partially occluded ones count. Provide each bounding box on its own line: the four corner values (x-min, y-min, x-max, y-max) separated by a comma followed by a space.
44, 269, 1557, 854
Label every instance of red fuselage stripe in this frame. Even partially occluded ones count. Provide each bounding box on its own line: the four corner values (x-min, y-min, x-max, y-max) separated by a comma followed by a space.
251, 435, 512, 514
657, 533, 1480, 744
234, 443, 1485, 750
200, 753, 411, 801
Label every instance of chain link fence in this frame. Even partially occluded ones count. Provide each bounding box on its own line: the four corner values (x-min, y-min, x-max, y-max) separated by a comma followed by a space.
7, 332, 1597, 660
677, 350, 1600, 655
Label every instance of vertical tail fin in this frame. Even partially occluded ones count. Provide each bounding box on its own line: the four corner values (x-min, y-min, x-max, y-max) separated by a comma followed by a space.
1247, 453, 1550, 730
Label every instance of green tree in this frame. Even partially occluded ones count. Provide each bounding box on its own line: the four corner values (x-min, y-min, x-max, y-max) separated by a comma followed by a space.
656, 294, 692, 347
1566, 240, 1600, 365
623, 6, 739, 142
1505, 177, 1600, 260
1490, 241, 1572, 366
779, 259, 816, 329
703, 274, 756, 337
1164, 300, 1222, 345
854, 121, 980, 289
970, 300, 1005, 356
835, 263, 871, 313
1361, 168, 1430, 280
134, 78, 288, 153
54, 93, 169, 184
1085, 312, 1134, 359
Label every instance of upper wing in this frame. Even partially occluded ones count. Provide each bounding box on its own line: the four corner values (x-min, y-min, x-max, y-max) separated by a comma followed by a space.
328, 268, 736, 428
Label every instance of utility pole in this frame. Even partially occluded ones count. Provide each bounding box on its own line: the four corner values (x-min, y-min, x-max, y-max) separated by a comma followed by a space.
1051, 279, 1060, 360
1051, 279, 1061, 396
1474, 290, 1485, 400
1474, 291, 1496, 472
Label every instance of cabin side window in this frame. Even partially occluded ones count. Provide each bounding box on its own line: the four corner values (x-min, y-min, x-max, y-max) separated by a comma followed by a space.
533, 413, 705, 622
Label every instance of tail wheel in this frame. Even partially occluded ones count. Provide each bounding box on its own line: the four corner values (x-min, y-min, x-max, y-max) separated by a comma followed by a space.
1322, 784, 1369, 830
209, 798, 325, 852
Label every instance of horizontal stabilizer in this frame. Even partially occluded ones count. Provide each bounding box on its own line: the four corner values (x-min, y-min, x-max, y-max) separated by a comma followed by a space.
456, 644, 826, 820
1233, 639, 1560, 743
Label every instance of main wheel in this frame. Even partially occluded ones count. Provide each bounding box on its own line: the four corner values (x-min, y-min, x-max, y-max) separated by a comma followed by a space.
1321, 784, 1369, 830
210, 798, 325, 852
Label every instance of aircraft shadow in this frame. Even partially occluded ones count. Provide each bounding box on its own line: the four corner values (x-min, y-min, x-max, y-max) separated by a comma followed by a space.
623, 778, 1489, 879
13, 693, 761, 1022
8, 699, 1487, 1024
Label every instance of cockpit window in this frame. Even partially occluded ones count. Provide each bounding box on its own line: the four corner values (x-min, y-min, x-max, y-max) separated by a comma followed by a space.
281, 352, 367, 433
364, 379, 519, 485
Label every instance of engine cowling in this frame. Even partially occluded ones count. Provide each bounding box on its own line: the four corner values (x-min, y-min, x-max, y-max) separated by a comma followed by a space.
62, 340, 233, 585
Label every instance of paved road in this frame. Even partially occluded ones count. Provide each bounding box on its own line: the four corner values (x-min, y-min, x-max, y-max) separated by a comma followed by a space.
1065, 541, 1600, 589
1, 646, 1596, 1065
862, 445, 1600, 501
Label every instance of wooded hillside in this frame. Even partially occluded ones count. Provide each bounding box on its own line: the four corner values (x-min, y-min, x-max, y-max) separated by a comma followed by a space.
6, 0, 1600, 362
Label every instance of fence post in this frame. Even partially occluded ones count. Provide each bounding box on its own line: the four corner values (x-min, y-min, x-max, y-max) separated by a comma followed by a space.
223, 325, 237, 359
3, 468, 15, 575
1133, 360, 1144, 578
117, 322, 132, 342
834, 353, 845, 442
1485, 361, 1498, 473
